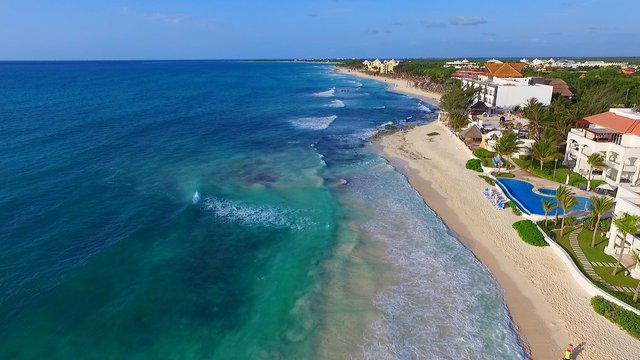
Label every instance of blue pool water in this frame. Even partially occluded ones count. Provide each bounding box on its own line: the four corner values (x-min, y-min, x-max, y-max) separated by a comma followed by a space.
496, 178, 591, 215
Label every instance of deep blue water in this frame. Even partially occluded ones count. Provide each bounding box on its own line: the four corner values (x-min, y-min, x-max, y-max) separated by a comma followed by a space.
0, 61, 526, 359
497, 178, 591, 215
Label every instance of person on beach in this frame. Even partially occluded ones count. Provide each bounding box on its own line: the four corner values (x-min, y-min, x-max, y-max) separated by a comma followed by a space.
563, 343, 573, 359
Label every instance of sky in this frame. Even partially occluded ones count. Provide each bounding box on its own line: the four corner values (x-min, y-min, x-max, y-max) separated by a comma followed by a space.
0, 0, 638, 60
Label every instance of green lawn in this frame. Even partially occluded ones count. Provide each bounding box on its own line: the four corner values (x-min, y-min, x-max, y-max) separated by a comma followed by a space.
578, 229, 616, 263
513, 158, 604, 188
492, 172, 515, 178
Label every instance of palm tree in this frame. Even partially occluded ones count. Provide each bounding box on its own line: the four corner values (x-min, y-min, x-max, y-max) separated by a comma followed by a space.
611, 212, 640, 276
554, 185, 571, 224
449, 112, 469, 133
560, 192, 578, 237
542, 200, 554, 227
494, 132, 522, 175
531, 136, 559, 171
589, 196, 615, 248
522, 98, 548, 141
586, 153, 606, 191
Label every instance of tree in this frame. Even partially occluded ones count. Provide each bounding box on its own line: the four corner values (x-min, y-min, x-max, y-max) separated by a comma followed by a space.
586, 153, 606, 191
530, 136, 560, 170
542, 200, 554, 227
449, 112, 469, 133
554, 185, 571, 223
589, 196, 615, 248
611, 212, 640, 276
559, 192, 578, 237
522, 98, 549, 141
494, 132, 522, 175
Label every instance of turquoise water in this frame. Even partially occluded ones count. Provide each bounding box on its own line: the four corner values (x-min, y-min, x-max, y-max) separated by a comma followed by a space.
0, 61, 526, 359
496, 178, 591, 215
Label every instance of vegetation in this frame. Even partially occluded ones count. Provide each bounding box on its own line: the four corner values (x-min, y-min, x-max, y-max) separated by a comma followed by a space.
494, 132, 522, 175
465, 159, 483, 172
479, 175, 495, 185
542, 200, 554, 226
559, 188, 578, 237
440, 86, 478, 125
512, 220, 548, 247
612, 213, 640, 276
393, 60, 458, 85
473, 148, 495, 158
513, 157, 597, 188
492, 172, 514, 178
589, 196, 615, 248
474, 148, 513, 169
591, 296, 640, 339
530, 135, 560, 170
586, 153, 606, 190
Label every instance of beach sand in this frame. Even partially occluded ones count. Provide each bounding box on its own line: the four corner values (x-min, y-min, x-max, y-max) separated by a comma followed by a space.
336, 68, 442, 105
340, 67, 640, 359
377, 121, 640, 360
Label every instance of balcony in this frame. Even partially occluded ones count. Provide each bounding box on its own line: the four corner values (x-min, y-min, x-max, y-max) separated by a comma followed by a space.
570, 128, 622, 144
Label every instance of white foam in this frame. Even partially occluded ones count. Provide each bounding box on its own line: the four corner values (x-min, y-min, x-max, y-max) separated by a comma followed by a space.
326, 100, 345, 108
201, 197, 312, 230
313, 88, 335, 97
417, 103, 432, 112
290, 115, 338, 130
192, 191, 201, 204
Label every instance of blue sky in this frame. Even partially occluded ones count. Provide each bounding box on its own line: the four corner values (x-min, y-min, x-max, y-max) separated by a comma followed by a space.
0, 0, 638, 60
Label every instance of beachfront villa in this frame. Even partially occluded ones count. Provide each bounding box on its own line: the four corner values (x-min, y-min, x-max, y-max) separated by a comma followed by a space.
605, 185, 640, 279
443, 59, 478, 69
362, 59, 400, 74
460, 63, 553, 109
564, 108, 640, 187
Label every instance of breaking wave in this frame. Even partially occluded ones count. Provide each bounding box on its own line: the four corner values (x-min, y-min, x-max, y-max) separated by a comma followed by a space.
290, 115, 338, 130
201, 197, 313, 230
326, 100, 345, 108
313, 88, 336, 97
417, 103, 432, 112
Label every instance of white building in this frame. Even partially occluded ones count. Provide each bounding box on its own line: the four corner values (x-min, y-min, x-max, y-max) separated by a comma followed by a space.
363, 59, 399, 73
461, 76, 553, 109
444, 59, 478, 69
564, 109, 640, 186
605, 185, 640, 279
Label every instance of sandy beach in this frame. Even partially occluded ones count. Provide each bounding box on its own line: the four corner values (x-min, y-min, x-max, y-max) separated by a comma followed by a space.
336, 68, 442, 105
340, 67, 640, 359
376, 121, 640, 360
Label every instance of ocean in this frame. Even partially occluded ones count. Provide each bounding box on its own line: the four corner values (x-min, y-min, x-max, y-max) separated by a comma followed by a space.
0, 61, 526, 359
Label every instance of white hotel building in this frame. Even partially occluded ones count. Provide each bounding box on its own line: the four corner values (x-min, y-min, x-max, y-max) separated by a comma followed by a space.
605, 185, 640, 278
461, 76, 553, 109
564, 108, 640, 186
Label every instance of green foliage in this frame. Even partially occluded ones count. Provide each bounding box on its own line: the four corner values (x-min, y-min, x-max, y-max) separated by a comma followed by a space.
510, 203, 522, 216
473, 148, 495, 158
512, 220, 548, 246
465, 159, 483, 172
565, 216, 577, 227
440, 86, 478, 115
479, 175, 495, 185
493, 172, 515, 178
393, 60, 456, 84
530, 135, 560, 170
512, 158, 589, 186
449, 112, 469, 132
591, 296, 640, 339
600, 218, 612, 232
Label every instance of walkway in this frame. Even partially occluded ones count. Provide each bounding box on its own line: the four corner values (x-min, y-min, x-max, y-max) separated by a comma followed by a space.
568, 229, 635, 293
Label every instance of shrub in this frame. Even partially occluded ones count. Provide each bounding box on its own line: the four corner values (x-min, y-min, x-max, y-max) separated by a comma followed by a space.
479, 175, 495, 185
507, 202, 522, 216
565, 216, 577, 227
466, 159, 483, 172
473, 148, 495, 158
512, 220, 548, 246
600, 218, 612, 232
591, 296, 640, 339
427, 132, 440, 136
582, 215, 595, 230
493, 172, 515, 178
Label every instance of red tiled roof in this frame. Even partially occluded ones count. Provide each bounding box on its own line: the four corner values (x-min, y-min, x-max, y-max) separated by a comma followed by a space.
584, 112, 640, 136
485, 63, 525, 78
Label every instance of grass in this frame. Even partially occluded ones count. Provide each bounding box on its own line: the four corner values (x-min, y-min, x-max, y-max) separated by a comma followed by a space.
492, 172, 515, 178
513, 157, 598, 187
479, 175, 495, 185
578, 229, 615, 263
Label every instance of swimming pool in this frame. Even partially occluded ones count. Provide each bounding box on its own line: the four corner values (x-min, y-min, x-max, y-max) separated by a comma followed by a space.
495, 178, 591, 216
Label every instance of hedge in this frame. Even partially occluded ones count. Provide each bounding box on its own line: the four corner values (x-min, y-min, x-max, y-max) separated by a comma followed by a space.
591, 296, 640, 339
512, 220, 548, 247
465, 159, 483, 172
472, 148, 495, 158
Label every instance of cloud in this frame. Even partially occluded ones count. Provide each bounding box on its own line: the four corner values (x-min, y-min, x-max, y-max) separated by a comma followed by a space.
143, 12, 185, 25
363, 28, 379, 36
422, 20, 447, 28
449, 16, 487, 26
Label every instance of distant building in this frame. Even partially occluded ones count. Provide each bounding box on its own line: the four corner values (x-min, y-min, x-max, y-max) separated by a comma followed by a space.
444, 59, 478, 69
564, 108, 640, 187
460, 63, 553, 109
362, 59, 399, 73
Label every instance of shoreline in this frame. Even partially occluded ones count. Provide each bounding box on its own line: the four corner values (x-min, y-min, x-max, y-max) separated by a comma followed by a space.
335, 67, 442, 106
375, 122, 640, 360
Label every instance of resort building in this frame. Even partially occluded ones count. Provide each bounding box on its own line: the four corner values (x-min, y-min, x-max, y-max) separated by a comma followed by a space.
460, 63, 553, 109
362, 59, 399, 74
564, 108, 640, 186
605, 185, 640, 279
443, 59, 478, 69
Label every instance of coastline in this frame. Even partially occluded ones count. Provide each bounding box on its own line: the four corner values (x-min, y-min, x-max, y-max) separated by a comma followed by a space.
375, 121, 640, 360
336, 68, 442, 106
336, 67, 640, 359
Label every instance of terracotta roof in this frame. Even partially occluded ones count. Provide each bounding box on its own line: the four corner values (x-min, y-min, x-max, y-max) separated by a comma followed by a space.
484, 63, 525, 78
584, 112, 640, 136
531, 78, 574, 97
